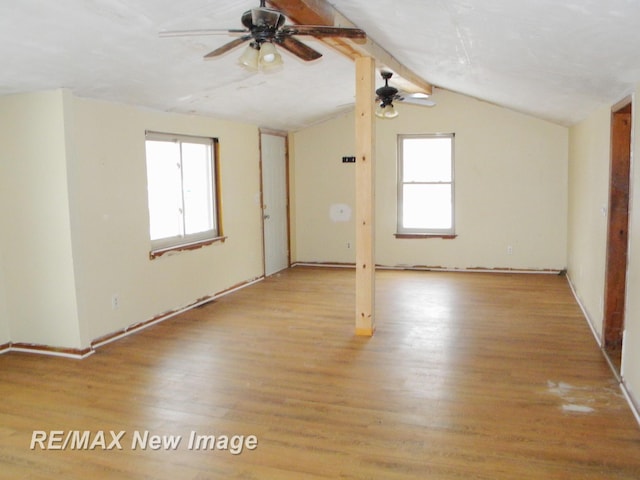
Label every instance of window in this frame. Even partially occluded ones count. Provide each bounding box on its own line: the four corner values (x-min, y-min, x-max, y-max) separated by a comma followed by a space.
145, 131, 221, 255
397, 133, 455, 236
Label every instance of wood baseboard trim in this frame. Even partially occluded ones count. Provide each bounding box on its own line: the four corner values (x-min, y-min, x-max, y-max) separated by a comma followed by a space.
92, 275, 264, 350
292, 262, 355, 269
8, 343, 94, 359
292, 262, 563, 275
0, 276, 264, 359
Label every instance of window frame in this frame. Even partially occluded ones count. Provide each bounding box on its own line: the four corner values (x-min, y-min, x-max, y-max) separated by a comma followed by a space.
396, 133, 456, 237
145, 131, 224, 258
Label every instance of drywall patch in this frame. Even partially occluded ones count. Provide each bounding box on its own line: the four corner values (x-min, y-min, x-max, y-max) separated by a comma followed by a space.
329, 203, 352, 222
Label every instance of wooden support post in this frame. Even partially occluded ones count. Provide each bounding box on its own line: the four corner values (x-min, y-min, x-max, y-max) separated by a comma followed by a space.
354, 56, 375, 336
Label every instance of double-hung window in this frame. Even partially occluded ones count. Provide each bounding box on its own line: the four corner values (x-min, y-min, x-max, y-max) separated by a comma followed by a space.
145, 131, 221, 255
397, 133, 455, 236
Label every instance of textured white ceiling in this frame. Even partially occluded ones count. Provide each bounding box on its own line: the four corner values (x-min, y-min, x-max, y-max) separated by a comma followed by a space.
334, 0, 640, 126
1, 0, 639, 131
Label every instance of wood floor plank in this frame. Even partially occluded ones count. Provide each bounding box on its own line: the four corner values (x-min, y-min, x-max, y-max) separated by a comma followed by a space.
1, 267, 639, 479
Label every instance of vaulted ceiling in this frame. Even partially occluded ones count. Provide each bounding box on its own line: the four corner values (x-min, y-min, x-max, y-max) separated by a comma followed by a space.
2, 0, 639, 131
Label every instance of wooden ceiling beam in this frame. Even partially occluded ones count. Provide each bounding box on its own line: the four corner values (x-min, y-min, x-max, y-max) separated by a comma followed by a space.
267, 0, 432, 95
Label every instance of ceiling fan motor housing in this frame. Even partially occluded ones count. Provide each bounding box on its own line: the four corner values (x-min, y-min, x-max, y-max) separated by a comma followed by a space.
242, 8, 285, 45
376, 72, 400, 106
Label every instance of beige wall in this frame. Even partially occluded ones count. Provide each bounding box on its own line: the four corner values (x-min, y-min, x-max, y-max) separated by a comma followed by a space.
567, 91, 640, 413
0, 259, 10, 344
567, 106, 611, 337
0, 90, 264, 349
291, 112, 355, 263
0, 90, 82, 348
68, 96, 263, 344
622, 86, 640, 405
291, 89, 569, 270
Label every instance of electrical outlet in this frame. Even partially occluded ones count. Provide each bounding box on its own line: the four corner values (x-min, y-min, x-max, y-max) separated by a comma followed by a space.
347, 242, 351, 249
112, 294, 120, 310
507, 245, 513, 255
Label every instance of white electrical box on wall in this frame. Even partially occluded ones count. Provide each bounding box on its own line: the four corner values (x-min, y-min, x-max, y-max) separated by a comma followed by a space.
329, 204, 352, 222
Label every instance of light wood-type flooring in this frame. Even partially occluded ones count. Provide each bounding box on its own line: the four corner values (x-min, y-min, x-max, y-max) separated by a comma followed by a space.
1, 267, 639, 479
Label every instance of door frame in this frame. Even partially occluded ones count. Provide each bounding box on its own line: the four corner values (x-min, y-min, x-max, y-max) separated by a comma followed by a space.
259, 129, 291, 276
603, 97, 633, 369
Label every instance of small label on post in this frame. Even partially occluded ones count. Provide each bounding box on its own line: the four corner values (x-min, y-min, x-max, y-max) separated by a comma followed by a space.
342, 156, 356, 163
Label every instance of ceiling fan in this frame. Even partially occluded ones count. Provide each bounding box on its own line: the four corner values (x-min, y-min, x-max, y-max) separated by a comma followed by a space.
375, 71, 435, 119
160, 0, 367, 71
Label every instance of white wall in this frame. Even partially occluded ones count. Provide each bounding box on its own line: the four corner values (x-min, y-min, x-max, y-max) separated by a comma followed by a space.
0, 90, 82, 348
291, 89, 569, 271
622, 86, 640, 405
0, 90, 264, 350
567, 106, 611, 337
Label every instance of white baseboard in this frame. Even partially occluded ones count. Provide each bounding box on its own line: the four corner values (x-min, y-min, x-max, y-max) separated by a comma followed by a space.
565, 273, 640, 426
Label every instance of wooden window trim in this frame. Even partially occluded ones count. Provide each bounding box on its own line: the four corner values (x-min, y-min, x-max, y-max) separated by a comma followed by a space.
146, 133, 224, 258
150, 235, 227, 259
394, 233, 457, 239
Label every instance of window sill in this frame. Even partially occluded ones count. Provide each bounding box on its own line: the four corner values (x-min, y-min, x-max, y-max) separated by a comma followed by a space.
394, 233, 457, 239
150, 236, 227, 259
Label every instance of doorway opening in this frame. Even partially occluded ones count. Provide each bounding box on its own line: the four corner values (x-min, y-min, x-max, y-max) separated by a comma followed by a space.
603, 99, 632, 372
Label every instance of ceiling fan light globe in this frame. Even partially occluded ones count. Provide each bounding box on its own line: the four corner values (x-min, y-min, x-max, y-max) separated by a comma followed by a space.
385, 104, 399, 118
375, 104, 398, 119
259, 42, 283, 67
239, 43, 260, 70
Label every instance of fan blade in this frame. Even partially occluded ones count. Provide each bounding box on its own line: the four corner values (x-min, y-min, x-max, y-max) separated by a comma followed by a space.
280, 25, 366, 43
204, 35, 252, 59
278, 36, 322, 61
398, 92, 436, 107
159, 28, 248, 37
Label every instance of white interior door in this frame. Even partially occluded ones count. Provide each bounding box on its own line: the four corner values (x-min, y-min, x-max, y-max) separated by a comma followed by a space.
261, 133, 289, 276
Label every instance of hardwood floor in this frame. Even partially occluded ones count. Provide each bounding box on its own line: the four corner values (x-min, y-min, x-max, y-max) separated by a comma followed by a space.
1, 267, 639, 479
